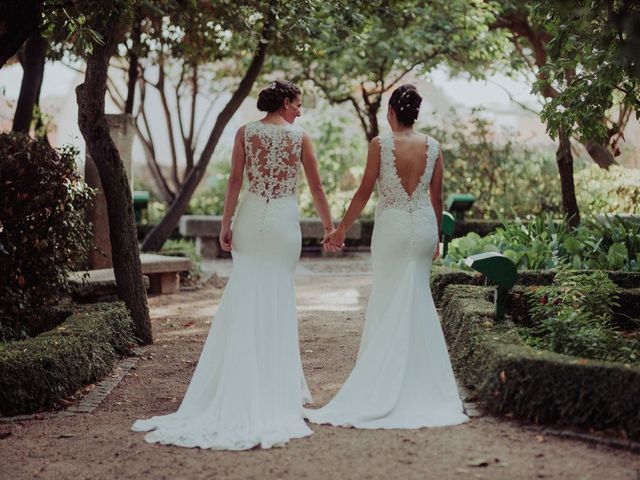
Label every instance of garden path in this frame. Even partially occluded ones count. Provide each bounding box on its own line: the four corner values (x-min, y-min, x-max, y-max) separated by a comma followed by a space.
1, 255, 638, 480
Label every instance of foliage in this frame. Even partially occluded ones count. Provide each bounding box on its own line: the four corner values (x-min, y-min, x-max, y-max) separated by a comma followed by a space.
445, 213, 565, 270
562, 216, 640, 271
0, 133, 94, 341
522, 270, 639, 363
423, 111, 560, 219
530, 1, 640, 143
298, 104, 371, 219
45, 0, 138, 57
575, 164, 640, 216
288, 0, 510, 140
445, 213, 640, 272
186, 160, 233, 216
0, 302, 134, 416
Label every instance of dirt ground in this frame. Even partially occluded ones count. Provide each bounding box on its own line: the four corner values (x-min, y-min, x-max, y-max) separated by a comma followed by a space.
1, 258, 639, 480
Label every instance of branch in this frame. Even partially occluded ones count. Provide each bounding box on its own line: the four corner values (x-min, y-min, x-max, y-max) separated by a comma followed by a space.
137, 78, 175, 202
154, 57, 181, 190
487, 78, 541, 114
349, 96, 370, 136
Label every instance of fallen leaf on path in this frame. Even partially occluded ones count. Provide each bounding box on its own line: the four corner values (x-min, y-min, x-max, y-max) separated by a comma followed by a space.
467, 458, 489, 467
535, 435, 545, 442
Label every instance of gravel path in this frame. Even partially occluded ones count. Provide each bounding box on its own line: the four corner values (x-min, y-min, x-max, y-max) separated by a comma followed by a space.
1, 257, 638, 479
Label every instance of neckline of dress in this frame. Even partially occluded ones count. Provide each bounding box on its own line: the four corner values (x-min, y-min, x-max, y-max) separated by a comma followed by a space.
387, 132, 430, 200
256, 120, 291, 128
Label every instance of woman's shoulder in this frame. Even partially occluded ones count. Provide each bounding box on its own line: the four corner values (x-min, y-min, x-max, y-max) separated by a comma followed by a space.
422, 131, 439, 146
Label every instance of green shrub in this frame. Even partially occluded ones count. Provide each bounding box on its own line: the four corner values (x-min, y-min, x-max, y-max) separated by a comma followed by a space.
298, 105, 371, 219
422, 111, 561, 219
575, 164, 640, 216
445, 213, 640, 272
444, 213, 569, 270
0, 133, 94, 340
560, 215, 640, 271
523, 270, 639, 363
186, 161, 232, 216
0, 302, 134, 415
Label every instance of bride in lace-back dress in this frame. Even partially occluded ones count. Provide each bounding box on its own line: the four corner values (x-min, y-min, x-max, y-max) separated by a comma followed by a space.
304, 84, 469, 429
132, 81, 335, 450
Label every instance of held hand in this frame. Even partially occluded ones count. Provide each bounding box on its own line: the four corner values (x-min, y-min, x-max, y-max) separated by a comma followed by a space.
329, 227, 346, 251
219, 225, 233, 252
432, 242, 441, 261
321, 228, 340, 253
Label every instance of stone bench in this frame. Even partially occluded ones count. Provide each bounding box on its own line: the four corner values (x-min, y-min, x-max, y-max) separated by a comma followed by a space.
140, 253, 192, 294
69, 253, 192, 298
179, 215, 362, 259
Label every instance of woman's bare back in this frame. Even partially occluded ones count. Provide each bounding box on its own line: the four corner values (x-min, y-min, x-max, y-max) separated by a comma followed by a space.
390, 132, 429, 197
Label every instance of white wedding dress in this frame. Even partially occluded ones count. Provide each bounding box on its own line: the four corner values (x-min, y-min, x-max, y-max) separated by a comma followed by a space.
304, 132, 470, 429
132, 121, 313, 449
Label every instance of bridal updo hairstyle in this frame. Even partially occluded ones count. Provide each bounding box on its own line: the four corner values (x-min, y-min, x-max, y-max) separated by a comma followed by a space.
257, 80, 301, 112
389, 84, 422, 126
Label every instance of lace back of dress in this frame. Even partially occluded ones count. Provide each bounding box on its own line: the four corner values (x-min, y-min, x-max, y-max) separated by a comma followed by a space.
244, 122, 303, 201
377, 133, 439, 213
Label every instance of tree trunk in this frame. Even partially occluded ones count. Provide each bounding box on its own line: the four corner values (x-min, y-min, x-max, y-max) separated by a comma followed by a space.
557, 128, 580, 228
0, 0, 40, 69
584, 139, 616, 169
366, 104, 379, 141
12, 31, 46, 133
33, 53, 49, 144
76, 13, 152, 345
141, 11, 275, 252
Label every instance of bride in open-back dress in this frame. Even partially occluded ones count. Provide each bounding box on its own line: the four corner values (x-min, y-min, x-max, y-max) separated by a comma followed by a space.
304, 84, 469, 429
132, 80, 335, 450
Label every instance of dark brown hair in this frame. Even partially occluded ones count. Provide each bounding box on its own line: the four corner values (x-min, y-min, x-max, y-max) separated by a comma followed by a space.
389, 84, 422, 126
257, 80, 301, 112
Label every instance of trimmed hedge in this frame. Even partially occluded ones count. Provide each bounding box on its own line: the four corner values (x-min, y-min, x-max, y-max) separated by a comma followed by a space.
0, 302, 134, 416
440, 284, 640, 440
430, 265, 640, 306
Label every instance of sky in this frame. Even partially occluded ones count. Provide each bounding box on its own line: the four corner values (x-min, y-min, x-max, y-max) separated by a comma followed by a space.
0, 60, 547, 168
0, 62, 541, 115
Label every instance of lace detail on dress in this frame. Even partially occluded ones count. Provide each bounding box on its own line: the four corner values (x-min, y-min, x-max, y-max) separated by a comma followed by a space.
376, 133, 439, 214
244, 121, 303, 201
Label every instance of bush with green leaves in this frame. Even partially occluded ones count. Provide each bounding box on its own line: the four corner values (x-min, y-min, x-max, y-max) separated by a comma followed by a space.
575, 164, 640, 216
445, 213, 640, 272
522, 271, 639, 363
422, 112, 561, 219
0, 133, 94, 341
297, 104, 371, 219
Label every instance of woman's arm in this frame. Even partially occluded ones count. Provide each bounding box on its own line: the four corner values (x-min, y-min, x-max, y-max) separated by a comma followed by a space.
219, 127, 246, 251
429, 145, 444, 259
300, 133, 335, 241
331, 137, 381, 246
